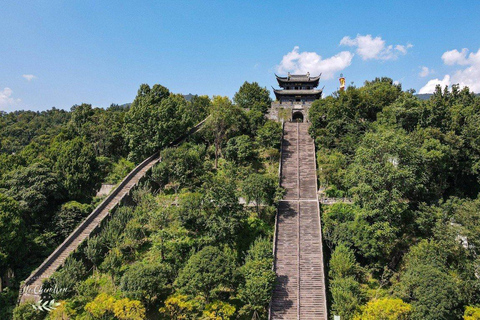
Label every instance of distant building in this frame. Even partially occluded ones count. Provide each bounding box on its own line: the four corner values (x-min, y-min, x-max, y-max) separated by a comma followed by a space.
268, 72, 323, 122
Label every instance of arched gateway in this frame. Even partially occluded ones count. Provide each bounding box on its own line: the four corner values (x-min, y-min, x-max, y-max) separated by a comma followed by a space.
292, 111, 304, 122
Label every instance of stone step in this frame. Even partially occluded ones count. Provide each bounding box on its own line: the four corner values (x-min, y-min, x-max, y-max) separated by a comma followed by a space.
270, 122, 327, 320
19, 157, 160, 303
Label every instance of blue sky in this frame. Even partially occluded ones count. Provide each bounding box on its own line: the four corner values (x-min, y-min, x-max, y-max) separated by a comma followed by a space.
1, 0, 479, 111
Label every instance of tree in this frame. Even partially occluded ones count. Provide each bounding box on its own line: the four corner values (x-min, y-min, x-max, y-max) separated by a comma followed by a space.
190, 95, 211, 120
2, 161, 61, 224
12, 302, 44, 320
123, 84, 171, 161
0, 194, 24, 274
69, 105, 128, 159
202, 301, 236, 320
69, 103, 94, 135
464, 306, 480, 320
256, 120, 282, 149
396, 240, 464, 320
202, 175, 245, 244
241, 173, 278, 214
112, 298, 146, 320
354, 298, 412, 320
151, 143, 206, 191
175, 246, 236, 302
316, 148, 347, 189
233, 81, 272, 114
329, 243, 359, 279
120, 261, 172, 304
104, 158, 135, 184
84, 293, 146, 320
53, 137, 101, 201
51, 258, 87, 300
124, 85, 201, 162
224, 135, 257, 165
84, 235, 105, 270
159, 294, 202, 320
246, 108, 266, 135
238, 238, 275, 318
54, 201, 91, 238
329, 244, 364, 319
204, 96, 243, 168
48, 300, 77, 320
330, 276, 363, 319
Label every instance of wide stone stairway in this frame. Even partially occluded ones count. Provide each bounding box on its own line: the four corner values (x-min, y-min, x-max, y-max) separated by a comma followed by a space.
270, 122, 327, 319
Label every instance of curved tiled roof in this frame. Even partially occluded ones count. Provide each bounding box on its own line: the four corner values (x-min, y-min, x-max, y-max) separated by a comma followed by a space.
273, 89, 322, 95
275, 73, 321, 87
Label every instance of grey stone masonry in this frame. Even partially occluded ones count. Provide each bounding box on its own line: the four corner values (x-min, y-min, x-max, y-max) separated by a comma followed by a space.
267, 101, 313, 123
270, 122, 328, 320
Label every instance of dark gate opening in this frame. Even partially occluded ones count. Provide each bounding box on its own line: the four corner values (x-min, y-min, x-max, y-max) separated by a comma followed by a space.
292, 111, 304, 122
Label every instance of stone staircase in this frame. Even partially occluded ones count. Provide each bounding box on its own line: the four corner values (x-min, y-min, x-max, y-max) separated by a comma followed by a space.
270, 122, 327, 319
19, 155, 158, 303
19, 117, 209, 303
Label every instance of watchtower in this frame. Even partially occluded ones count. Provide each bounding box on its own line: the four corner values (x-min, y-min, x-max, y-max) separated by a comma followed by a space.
268, 72, 323, 122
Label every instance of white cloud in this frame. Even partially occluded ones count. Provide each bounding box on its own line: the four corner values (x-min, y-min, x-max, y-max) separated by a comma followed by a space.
276, 46, 354, 80
441, 48, 470, 66
419, 75, 451, 94
340, 34, 412, 60
22, 74, 36, 82
0, 87, 21, 110
420, 48, 480, 93
419, 66, 433, 77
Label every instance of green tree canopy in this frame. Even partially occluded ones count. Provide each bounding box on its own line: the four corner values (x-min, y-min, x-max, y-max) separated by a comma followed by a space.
204, 96, 244, 168
233, 81, 272, 114
0, 194, 24, 273
124, 84, 200, 162
175, 246, 236, 302
52, 137, 101, 201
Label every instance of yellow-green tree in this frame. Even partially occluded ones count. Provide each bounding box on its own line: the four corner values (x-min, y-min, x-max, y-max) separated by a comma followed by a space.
47, 301, 76, 320
84, 293, 145, 320
464, 306, 480, 320
159, 294, 201, 320
202, 301, 236, 320
112, 298, 145, 320
354, 298, 412, 320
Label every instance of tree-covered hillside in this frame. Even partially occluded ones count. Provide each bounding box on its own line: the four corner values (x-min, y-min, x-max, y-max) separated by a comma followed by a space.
3, 78, 480, 319
310, 78, 480, 319
1, 82, 283, 320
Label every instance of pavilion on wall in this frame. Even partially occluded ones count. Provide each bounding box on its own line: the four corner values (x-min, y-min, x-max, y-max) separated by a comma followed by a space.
268, 72, 323, 122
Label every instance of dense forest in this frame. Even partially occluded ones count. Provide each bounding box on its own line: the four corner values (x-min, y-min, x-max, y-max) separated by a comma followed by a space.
311, 79, 480, 319
2, 78, 480, 319
0, 82, 282, 319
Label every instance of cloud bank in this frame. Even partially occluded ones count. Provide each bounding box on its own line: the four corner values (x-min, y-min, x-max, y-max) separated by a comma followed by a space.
0, 87, 21, 110
419, 48, 480, 93
276, 46, 354, 80
340, 34, 412, 60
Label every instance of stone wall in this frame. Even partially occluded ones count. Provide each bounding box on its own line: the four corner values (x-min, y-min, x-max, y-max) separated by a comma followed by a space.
267, 101, 313, 122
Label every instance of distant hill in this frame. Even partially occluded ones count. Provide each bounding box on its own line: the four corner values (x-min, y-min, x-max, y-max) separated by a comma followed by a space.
183, 93, 196, 102
416, 93, 479, 100
118, 94, 197, 108
415, 94, 432, 100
